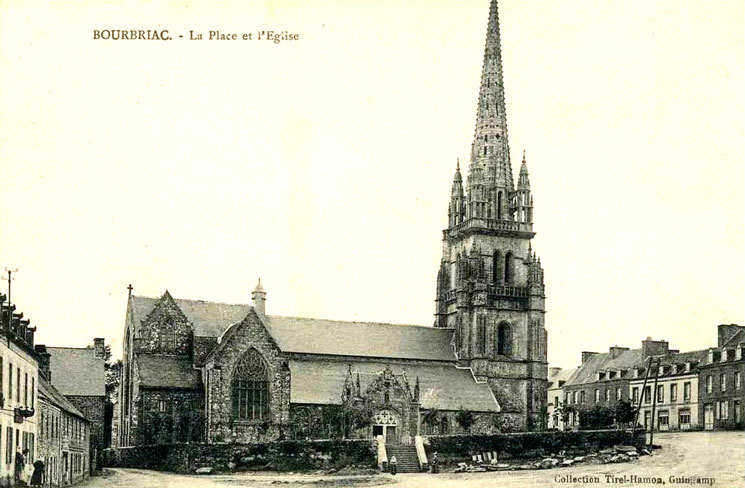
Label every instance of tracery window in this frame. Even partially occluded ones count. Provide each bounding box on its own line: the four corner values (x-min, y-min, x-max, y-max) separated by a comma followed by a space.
232, 349, 270, 421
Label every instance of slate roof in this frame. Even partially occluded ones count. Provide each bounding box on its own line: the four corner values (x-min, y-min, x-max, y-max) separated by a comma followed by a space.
564, 349, 644, 386
38, 374, 87, 421
657, 349, 708, 367
136, 355, 202, 389
288, 359, 498, 412
47, 347, 105, 397
265, 316, 455, 361
548, 367, 578, 389
130, 295, 456, 361
129, 296, 251, 338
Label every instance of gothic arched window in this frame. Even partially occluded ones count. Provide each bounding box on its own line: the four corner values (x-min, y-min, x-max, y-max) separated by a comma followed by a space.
232, 349, 270, 421
497, 192, 503, 219
504, 252, 514, 284
497, 323, 512, 357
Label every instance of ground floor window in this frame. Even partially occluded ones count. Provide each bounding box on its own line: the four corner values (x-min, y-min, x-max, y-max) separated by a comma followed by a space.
718, 400, 729, 420
679, 409, 691, 425
735, 401, 741, 424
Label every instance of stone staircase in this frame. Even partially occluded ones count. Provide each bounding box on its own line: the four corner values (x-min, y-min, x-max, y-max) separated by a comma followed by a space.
386, 443, 422, 473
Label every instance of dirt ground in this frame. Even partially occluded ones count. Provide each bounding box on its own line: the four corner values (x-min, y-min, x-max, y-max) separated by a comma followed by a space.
87, 431, 744, 488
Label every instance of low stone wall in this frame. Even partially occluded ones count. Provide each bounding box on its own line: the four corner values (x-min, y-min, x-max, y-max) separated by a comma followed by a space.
424, 428, 646, 463
104, 439, 376, 473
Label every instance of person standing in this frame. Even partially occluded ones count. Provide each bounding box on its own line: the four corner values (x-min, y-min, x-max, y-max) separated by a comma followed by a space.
431, 452, 439, 474
30, 458, 45, 487
14, 448, 26, 486
389, 455, 397, 475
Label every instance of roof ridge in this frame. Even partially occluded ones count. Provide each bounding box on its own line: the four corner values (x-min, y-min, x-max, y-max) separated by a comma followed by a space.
267, 315, 440, 329
132, 294, 249, 307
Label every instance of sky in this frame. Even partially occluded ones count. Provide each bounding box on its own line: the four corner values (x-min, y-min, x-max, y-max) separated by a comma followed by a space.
0, 0, 743, 369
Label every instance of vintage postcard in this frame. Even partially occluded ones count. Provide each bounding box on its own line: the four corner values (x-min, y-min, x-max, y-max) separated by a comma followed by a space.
0, 0, 742, 487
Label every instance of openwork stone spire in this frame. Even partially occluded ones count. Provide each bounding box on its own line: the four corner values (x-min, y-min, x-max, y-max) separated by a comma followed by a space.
467, 0, 514, 218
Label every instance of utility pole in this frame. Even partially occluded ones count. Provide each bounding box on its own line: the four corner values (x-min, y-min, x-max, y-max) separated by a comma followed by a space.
648, 357, 661, 450
633, 356, 654, 430
3, 268, 17, 306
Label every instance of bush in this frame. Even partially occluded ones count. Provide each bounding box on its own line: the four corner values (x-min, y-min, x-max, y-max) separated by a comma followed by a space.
578, 405, 615, 430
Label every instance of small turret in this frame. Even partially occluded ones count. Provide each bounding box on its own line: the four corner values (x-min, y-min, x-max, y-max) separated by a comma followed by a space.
515, 150, 533, 224
252, 279, 266, 316
449, 159, 466, 227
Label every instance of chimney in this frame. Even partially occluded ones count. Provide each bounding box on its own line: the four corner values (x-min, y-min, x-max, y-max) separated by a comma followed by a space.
609, 346, 629, 359
717, 324, 743, 348
93, 338, 106, 359
34, 344, 52, 381
642, 337, 669, 359
582, 351, 599, 364
252, 279, 266, 316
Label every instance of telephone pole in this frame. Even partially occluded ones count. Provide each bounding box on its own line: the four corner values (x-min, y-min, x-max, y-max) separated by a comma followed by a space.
3, 268, 18, 305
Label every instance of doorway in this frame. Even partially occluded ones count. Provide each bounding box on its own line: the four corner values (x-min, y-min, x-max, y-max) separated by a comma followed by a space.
704, 404, 714, 430
385, 426, 397, 444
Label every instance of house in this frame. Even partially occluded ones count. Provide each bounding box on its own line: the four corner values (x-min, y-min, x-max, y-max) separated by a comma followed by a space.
36, 374, 90, 486
0, 294, 39, 488
35, 342, 106, 473
546, 367, 577, 430
697, 324, 745, 430
630, 349, 706, 431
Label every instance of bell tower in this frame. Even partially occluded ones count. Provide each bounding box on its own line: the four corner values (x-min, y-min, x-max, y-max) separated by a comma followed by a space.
434, 0, 547, 430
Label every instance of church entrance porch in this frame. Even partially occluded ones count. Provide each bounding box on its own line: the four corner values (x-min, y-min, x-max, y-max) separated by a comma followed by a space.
372, 408, 400, 444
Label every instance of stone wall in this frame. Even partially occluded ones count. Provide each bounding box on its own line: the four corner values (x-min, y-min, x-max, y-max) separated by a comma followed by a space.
103, 439, 376, 473
138, 389, 205, 444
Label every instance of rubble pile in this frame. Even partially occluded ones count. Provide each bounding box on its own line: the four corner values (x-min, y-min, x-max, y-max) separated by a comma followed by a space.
452, 445, 649, 473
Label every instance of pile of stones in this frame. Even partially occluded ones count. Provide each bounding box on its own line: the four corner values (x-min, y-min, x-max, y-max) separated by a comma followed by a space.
453, 445, 650, 473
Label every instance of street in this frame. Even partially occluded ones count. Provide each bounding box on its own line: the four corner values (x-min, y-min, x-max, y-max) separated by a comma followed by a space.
87, 431, 744, 488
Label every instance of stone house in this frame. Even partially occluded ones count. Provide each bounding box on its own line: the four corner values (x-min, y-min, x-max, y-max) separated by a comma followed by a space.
35, 342, 106, 473
630, 349, 706, 431
36, 375, 90, 486
546, 367, 577, 430
562, 339, 675, 427
0, 294, 39, 488
697, 324, 745, 430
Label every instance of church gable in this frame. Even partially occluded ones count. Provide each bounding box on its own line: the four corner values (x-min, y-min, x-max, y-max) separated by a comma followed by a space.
203, 310, 290, 443
137, 291, 193, 356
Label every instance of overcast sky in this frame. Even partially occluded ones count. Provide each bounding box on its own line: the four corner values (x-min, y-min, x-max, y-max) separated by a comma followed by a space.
1, 0, 742, 369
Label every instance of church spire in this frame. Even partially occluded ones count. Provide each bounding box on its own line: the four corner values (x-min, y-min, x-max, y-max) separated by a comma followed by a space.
468, 0, 513, 198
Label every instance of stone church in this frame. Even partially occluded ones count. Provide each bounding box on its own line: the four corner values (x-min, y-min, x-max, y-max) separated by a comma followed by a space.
115, 0, 547, 448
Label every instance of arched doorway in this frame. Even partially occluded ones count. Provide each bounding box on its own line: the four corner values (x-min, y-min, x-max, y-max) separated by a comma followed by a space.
371, 408, 400, 444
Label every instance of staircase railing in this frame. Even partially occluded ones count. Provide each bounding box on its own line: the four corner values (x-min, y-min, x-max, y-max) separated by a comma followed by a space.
376, 435, 388, 471
414, 436, 429, 472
